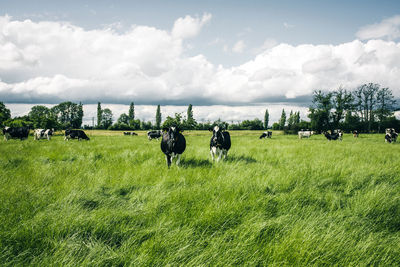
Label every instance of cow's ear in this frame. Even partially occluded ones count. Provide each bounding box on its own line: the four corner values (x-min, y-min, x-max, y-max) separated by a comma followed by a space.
208, 127, 213, 132
162, 127, 169, 132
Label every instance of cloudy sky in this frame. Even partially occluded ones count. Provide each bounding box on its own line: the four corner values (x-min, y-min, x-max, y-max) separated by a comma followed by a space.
2, 0, 400, 124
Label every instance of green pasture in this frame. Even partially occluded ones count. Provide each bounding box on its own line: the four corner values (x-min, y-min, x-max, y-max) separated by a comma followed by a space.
0, 131, 399, 265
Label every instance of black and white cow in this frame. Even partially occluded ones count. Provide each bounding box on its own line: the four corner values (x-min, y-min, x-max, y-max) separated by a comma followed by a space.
323, 131, 340, 141
160, 127, 186, 168
3, 126, 30, 141
334, 129, 343, 141
209, 126, 231, 162
259, 131, 272, 139
147, 130, 161, 140
123, 131, 137, 136
34, 128, 54, 140
64, 129, 90, 141
353, 130, 359, 138
385, 128, 398, 143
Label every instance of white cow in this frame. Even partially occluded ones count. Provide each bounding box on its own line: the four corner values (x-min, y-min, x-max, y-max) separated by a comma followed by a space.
298, 130, 313, 139
34, 129, 54, 140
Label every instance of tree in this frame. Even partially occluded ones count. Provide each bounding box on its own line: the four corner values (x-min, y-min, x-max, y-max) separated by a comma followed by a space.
51, 101, 84, 129
354, 83, 379, 132
264, 109, 269, 129
185, 104, 197, 130
101, 108, 113, 129
162, 113, 183, 128
117, 113, 130, 124
28, 105, 58, 129
0, 102, 11, 127
287, 110, 294, 130
332, 87, 353, 130
376, 87, 396, 132
308, 90, 333, 132
279, 109, 286, 130
155, 105, 161, 129
128, 102, 135, 125
97, 102, 102, 128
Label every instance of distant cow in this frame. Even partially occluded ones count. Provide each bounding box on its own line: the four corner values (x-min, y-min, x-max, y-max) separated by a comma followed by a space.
64, 129, 90, 141
385, 128, 398, 143
324, 131, 340, 141
353, 130, 359, 138
123, 131, 137, 136
3, 126, 30, 141
209, 126, 231, 162
160, 127, 186, 168
259, 131, 272, 139
334, 129, 343, 141
298, 130, 312, 139
34, 129, 54, 140
147, 130, 161, 140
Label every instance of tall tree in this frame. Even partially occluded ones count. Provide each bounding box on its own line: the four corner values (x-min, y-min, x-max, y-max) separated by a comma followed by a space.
185, 104, 196, 130
51, 101, 84, 129
101, 108, 113, 129
287, 110, 294, 130
264, 109, 269, 129
354, 83, 379, 132
28, 105, 58, 129
155, 105, 161, 129
308, 90, 333, 132
97, 102, 102, 128
117, 113, 130, 125
376, 87, 396, 132
0, 102, 11, 127
128, 102, 135, 124
279, 109, 286, 130
332, 87, 353, 130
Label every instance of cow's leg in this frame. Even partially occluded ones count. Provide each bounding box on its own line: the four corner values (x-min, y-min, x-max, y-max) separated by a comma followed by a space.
217, 148, 223, 162
176, 154, 181, 166
166, 155, 171, 168
210, 147, 216, 161
223, 149, 228, 159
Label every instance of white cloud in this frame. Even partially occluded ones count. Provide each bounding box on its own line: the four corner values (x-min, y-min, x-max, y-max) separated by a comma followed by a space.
356, 15, 400, 40
1, 16, 400, 109
283, 22, 294, 29
232, 40, 246, 53
171, 13, 212, 39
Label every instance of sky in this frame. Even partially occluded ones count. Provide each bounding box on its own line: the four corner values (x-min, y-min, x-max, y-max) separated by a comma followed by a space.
1, 0, 400, 124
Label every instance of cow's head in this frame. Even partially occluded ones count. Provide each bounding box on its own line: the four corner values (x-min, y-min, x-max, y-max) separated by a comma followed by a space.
209, 126, 225, 147
163, 126, 182, 147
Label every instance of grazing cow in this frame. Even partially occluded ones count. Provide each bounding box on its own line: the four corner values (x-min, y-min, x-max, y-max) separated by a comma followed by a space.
323, 131, 340, 141
34, 129, 54, 140
259, 131, 272, 139
147, 130, 161, 140
298, 130, 312, 139
64, 129, 90, 141
353, 130, 359, 138
333, 129, 343, 141
385, 128, 398, 143
160, 127, 186, 168
123, 131, 137, 136
209, 126, 231, 162
3, 126, 30, 141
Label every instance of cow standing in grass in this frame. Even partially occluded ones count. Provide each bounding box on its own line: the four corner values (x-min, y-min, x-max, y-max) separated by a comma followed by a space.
385, 128, 398, 143
3, 126, 30, 141
64, 129, 90, 141
353, 130, 359, 138
148, 130, 161, 140
298, 130, 312, 139
34, 129, 54, 140
160, 127, 186, 168
259, 131, 272, 139
209, 126, 231, 162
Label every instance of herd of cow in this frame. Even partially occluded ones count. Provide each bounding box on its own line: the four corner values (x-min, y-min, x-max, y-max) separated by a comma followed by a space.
2, 125, 398, 167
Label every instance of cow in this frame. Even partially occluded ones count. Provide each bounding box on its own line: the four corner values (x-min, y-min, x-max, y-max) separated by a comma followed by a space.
209, 126, 231, 162
64, 129, 90, 141
353, 130, 359, 138
147, 130, 161, 140
259, 131, 272, 139
160, 127, 186, 168
3, 126, 30, 141
385, 128, 398, 143
298, 130, 312, 139
323, 131, 340, 141
34, 129, 54, 140
123, 131, 137, 136
333, 129, 343, 141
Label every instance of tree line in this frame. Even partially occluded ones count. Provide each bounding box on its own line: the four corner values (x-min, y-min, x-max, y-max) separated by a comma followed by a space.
0, 83, 398, 132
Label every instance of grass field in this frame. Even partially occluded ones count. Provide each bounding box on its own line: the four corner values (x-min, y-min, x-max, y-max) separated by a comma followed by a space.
1, 131, 400, 265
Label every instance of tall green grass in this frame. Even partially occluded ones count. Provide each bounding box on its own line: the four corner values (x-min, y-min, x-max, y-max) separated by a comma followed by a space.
0, 132, 399, 265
